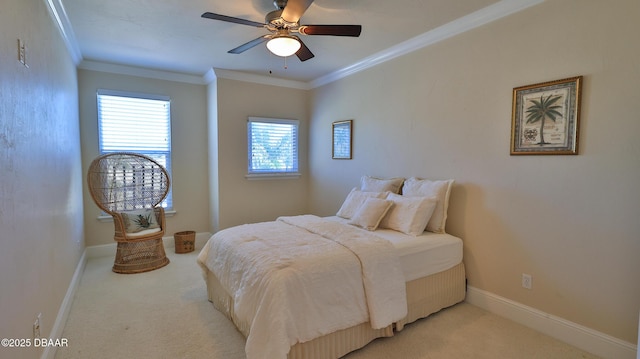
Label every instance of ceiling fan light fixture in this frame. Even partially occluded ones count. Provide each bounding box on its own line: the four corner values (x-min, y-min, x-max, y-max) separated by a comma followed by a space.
266, 35, 301, 57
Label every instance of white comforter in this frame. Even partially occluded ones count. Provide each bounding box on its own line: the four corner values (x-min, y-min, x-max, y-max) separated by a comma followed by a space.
197, 215, 407, 359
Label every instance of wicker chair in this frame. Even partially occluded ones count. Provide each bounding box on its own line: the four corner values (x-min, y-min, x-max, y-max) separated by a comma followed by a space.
87, 152, 171, 274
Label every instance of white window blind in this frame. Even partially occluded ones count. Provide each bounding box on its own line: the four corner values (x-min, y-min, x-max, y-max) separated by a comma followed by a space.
247, 117, 299, 176
97, 89, 173, 208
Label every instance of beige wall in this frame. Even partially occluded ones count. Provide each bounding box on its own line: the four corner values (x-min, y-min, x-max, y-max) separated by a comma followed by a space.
77, 71, 310, 242
78, 70, 210, 246
213, 78, 310, 230
0, 0, 84, 357
309, 0, 639, 344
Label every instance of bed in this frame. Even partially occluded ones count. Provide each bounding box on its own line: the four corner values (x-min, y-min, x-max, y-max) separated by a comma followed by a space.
197, 176, 466, 359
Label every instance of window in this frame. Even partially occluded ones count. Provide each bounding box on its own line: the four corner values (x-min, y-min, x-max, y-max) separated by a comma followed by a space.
247, 117, 299, 177
97, 89, 173, 208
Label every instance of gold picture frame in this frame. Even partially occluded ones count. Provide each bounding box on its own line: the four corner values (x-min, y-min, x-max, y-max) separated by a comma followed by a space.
511, 76, 582, 155
332, 120, 352, 159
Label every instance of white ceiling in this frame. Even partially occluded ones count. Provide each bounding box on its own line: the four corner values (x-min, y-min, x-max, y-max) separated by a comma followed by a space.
57, 0, 538, 84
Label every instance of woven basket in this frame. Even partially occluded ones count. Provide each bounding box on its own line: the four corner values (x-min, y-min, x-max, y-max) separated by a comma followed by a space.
174, 231, 196, 253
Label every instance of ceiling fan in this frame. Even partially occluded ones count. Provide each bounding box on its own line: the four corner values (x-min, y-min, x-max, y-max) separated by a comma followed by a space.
201, 0, 362, 61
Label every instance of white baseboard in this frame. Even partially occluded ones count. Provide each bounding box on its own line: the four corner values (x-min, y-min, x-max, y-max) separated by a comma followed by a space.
466, 286, 638, 359
41, 250, 87, 359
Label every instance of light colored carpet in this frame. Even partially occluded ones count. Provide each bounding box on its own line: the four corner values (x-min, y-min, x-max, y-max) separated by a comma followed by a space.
56, 248, 599, 359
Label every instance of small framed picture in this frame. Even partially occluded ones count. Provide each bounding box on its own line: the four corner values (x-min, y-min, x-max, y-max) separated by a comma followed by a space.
511, 76, 582, 155
332, 120, 352, 159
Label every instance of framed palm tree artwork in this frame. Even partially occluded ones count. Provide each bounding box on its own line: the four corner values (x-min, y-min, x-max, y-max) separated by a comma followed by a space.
511, 76, 582, 155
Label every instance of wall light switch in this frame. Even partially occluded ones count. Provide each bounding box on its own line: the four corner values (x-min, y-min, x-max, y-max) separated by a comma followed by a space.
18, 39, 28, 68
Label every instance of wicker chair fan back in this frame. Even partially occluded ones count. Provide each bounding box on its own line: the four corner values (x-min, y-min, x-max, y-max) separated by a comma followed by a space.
87, 152, 170, 214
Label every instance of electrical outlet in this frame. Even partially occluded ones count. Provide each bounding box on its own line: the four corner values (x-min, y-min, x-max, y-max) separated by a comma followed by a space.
33, 313, 41, 339
522, 273, 532, 289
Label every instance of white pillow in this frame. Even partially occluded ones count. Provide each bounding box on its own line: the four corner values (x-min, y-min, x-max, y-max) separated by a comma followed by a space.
119, 208, 160, 233
360, 175, 404, 194
379, 193, 438, 236
126, 227, 162, 238
401, 177, 454, 233
348, 198, 393, 231
336, 188, 388, 219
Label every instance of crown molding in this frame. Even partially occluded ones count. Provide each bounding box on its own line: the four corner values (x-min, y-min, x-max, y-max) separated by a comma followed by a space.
309, 0, 545, 88
44, 0, 83, 64
210, 69, 310, 90
75, 63, 309, 89
78, 60, 207, 85
203, 68, 218, 84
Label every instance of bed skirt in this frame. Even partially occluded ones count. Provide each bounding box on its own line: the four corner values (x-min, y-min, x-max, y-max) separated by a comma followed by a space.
205, 262, 466, 359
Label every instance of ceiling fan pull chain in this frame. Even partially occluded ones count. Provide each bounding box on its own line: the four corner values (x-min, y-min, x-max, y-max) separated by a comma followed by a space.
284, 56, 288, 70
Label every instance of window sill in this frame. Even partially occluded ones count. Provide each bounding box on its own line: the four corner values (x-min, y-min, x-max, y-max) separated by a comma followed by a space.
245, 173, 301, 180
97, 209, 177, 222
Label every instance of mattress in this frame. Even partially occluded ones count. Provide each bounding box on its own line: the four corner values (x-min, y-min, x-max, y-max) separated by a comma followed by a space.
325, 216, 463, 281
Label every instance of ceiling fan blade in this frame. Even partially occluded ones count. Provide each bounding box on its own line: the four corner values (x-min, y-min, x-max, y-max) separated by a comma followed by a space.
281, 0, 314, 23
295, 39, 314, 62
299, 25, 362, 37
228, 35, 271, 54
201, 12, 265, 27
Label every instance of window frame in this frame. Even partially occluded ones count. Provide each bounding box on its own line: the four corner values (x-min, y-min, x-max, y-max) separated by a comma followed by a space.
246, 117, 300, 179
96, 89, 174, 209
